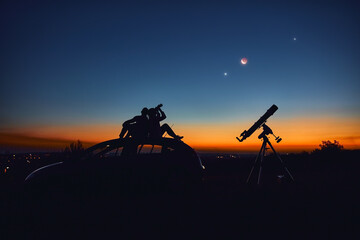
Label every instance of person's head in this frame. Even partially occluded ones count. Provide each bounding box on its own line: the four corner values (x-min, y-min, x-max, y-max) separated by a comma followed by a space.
148, 108, 156, 118
141, 107, 148, 116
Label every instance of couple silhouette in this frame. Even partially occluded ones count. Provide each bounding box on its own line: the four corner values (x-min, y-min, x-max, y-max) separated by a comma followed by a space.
119, 104, 183, 141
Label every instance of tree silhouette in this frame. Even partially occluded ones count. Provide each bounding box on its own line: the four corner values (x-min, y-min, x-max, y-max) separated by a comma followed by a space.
312, 140, 344, 155
319, 140, 343, 151
63, 140, 85, 160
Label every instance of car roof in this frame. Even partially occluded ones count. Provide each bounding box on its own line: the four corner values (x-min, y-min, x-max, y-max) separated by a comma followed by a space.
86, 137, 194, 154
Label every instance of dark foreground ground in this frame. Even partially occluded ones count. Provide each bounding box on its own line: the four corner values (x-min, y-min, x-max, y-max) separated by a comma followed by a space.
1, 151, 360, 239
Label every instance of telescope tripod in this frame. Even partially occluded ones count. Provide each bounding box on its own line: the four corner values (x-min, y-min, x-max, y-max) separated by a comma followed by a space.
246, 135, 294, 185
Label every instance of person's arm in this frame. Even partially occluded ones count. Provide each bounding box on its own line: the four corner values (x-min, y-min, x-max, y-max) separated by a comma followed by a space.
123, 116, 137, 127
120, 116, 137, 138
157, 108, 166, 121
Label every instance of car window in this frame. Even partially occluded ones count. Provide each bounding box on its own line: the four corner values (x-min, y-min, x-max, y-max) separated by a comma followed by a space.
138, 145, 162, 154
162, 146, 175, 153
88, 144, 124, 158
90, 145, 111, 156
102, 147, 123, 158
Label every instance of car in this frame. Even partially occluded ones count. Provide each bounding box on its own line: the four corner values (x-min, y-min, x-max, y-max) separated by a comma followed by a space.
22, 138, 205, 233
25, 137, 205, 195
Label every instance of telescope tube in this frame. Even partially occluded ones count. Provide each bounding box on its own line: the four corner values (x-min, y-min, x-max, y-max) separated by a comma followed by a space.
238, 104, 278, 142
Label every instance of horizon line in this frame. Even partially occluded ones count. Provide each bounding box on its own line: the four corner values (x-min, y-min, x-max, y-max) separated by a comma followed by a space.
1, 132, 359, 154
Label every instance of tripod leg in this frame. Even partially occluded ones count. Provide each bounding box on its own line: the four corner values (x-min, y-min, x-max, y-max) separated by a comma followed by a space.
267, 140, 295, 181
257, 141, 266, 185
246, 141, 265, 184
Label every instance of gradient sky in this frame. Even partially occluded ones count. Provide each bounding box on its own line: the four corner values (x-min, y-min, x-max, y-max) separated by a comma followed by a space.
1, 0, 360, 153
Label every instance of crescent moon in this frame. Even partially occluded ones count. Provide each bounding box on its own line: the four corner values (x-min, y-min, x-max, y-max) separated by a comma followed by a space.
241, 58, 248, 65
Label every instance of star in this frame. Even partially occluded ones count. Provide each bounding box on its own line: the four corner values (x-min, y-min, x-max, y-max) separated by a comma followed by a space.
293, 37, 297, 41
224, 72, 228, 76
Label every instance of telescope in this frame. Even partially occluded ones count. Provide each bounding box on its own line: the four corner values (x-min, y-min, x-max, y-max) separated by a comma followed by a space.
236, 104, 294, 184
236, 104, 278, 142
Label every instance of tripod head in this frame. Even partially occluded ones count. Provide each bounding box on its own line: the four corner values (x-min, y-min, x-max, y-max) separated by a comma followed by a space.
258, 124, 282, 143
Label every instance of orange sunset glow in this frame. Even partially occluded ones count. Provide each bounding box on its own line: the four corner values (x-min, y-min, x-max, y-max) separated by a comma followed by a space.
1, 115, 359, 153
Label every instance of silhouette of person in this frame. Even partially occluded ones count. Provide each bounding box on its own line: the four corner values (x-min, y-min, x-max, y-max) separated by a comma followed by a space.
148, 104, 183, 140
119, 108, 149, 139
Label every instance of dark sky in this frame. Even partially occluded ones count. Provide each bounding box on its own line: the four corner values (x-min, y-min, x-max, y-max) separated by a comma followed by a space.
1, 0, 359, 150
